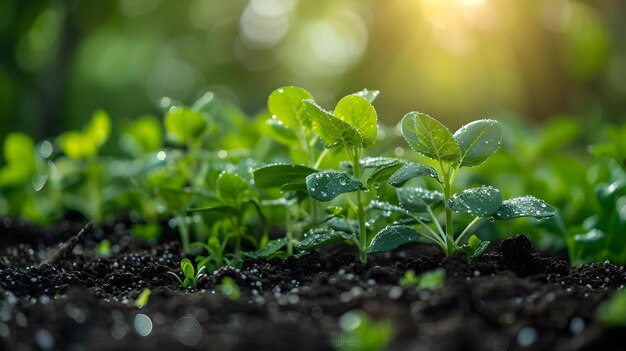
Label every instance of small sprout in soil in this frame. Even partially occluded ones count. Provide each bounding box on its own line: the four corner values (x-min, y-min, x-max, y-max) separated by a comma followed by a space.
134, 288, 151, 309
96, 239, 112, 257
393, 113, 556, 256
216, 277, 241, 300
168, 258, 205, 288
400, 269, 445, 290
597, 288, 626, 327
332, 310, 392, 351
460, 235, 490, 264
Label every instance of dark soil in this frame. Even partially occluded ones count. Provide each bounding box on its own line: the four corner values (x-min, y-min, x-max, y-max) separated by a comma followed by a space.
1, 217, 625, 351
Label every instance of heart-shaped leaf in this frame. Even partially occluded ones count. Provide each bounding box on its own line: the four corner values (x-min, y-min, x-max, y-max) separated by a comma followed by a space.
296, 229, 354, 251
447, 186, 502, 217
492, 196, 556, 220
334, 95, 378, 148
366, 225, 420, 254
453, 119, 501, 167
401, 112, 460, 163
351, 88, 380, 103
303, 100, 363, 148
268, 86, 313, 129
305, 170, 365, 202
396, 187, 444, 213
242, 238, 289, 259
389, 162, 439, 187
253, 164, 317, 189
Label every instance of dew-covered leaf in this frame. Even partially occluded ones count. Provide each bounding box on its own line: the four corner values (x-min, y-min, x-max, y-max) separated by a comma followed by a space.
396, 187, 444, 213
328, 217, 358, 234
268, 86, 313, 129
453, 119, 501, 167
351, 88, 380, 103
242, 238, 289, 259
253, 164, 317, 189
303, 99, 363, 148
366, 225, 420, 253
296, 229, 354, 251
447, 186, 502, 217
334, 95, 378, 147
305, 170, 365, 202
401, 112, 460, 163
368, 159, 404, 185
492, 196, 556, 220
369, 200, 413, 217
389, 162, 439, 187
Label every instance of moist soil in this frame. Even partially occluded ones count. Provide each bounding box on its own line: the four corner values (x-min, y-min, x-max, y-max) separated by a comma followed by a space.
0, 217, 625, 351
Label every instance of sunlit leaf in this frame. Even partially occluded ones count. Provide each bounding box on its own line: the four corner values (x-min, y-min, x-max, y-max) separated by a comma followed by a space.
350, 88, 380, 103
85, 110, 111, 147
164, 107, 208, 144
253, 164, 317, 189
453, 119, 501, 167
268, 86, 313, 129
334, 95, 378, 148
401, 112, 460, 163
303, 99, 363, 148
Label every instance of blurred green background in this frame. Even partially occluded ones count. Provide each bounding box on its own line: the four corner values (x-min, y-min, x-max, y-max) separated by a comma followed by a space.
1, 0, 625, 143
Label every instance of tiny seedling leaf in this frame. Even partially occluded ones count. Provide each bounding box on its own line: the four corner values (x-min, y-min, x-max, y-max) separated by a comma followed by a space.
416, 268, 445, 290
296, 229, 354, 252
164, 107, 208, 145
492, 196, 556, 220
453, 119, 501, 167
181, 258, 195, 279
253, 164, 317, 189
366, 225, 420, 254
216, 171, 250, 207
333, 95, 378, 147
389, 162, 439, 187
305, 170, 365, 202
447, 185, 502, 217
396, 187, 444, 213
242, 237, 289, 259
268, 86, 314, 129
401, 112, 460, 163
303, 99, 363, 148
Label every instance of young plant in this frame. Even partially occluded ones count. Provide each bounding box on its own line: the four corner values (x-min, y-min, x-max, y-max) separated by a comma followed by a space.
391, 113, 556, 256
134, 288, 152, 309
216, 277, 241, 300
399, 268, 445, 290
332, 310, 393, 351
168, 258, 206, 288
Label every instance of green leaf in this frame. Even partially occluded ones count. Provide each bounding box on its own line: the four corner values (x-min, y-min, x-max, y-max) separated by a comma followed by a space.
333, 95, 378, 147
85, 110, 111, 147
447, 186, 502, 217
242, 238, 289, 259
303, 99, 363, 148
351, 88, 380, 103
296, 229, 354, 251
164, 107, 208, 145
492, 196, 556, 220
416, 268, 445, 290
461, 235, 490, 263
597, 289, 626, 327
181, 258, 195, 279
366, 225, 420, 253
253, 164, 317, 189
216, 171, 250, 207
122, 115, 163, 156
268, 86, 313, 129
328, 217, 358, 234
0, 133, 36, 186
188, 205, 239, 216
59, 131, 97, 160
396, 187, 443, 213
266, 119, 299, 145
367, 159, 404, 185
401, 112, 460, 163
305, 171, 365, 202
389, 162, 439, 187
453, 119, 501, 167
369, 201, 413, 217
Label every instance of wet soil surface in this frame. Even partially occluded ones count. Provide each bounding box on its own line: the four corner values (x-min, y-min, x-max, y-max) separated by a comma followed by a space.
0, 217, 625, 351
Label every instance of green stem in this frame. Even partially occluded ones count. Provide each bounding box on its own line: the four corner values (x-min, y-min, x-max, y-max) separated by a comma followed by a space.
455, 217, 481, 245
350, 147, 367, 265
313, 148, 330, 169
285, 205, 293, 256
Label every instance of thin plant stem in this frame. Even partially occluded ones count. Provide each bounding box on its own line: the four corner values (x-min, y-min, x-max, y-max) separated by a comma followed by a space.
455, 217, 481, 245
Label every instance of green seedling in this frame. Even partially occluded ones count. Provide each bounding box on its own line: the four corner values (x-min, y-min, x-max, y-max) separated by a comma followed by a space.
96, 239, 112, 257
216, 277, 241, 300
332, 310, 392, 351
168, 258, 206, 288
391, 113, 556, 256
194, 236, 234, 274
399, 268, 445, 290
460, 234, 490, 263
597, 288, 626, 327
134, 288, 151, 309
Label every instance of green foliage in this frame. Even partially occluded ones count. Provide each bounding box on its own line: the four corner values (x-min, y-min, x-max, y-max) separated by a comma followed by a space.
399, 269, 445, 290
164, 107, 208, 145
216, 277, 241, 300
597, 289, 626, 327
333, 310, 392, 351
134, 288, 151, 309
96, 239, 112, 257
393, 113, 556, 256
59, 110, 110, 160
168, 258, 205, 288
460, 235, 490, 263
